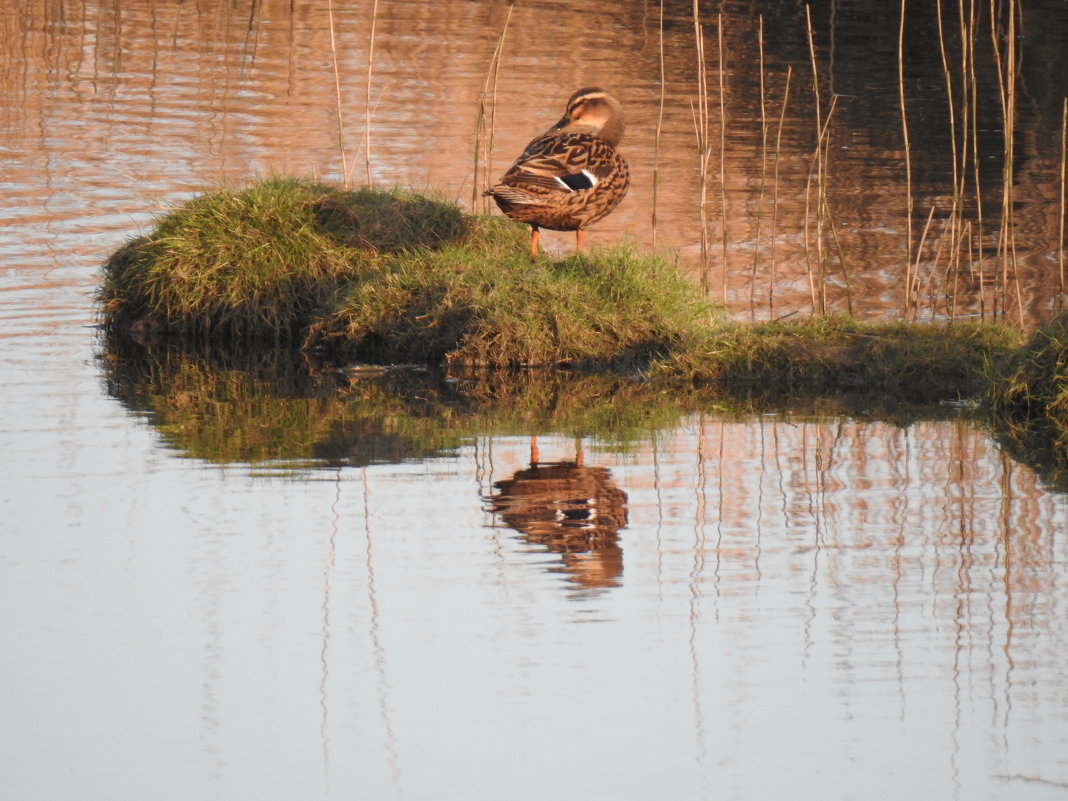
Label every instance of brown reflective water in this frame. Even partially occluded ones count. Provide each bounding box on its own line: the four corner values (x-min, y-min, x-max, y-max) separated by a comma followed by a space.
4, 2, 1068, 799
6, 0, 1068, 321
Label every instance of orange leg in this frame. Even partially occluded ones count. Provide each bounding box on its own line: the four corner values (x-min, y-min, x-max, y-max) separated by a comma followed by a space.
530, 435, 540, 466
575, 228, 587, 252
530, 227, 541, 260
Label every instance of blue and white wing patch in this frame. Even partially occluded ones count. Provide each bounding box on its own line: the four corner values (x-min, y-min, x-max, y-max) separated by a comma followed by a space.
554, 169, 598, 192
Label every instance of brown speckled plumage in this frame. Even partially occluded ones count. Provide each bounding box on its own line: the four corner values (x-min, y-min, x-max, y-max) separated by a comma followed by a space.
485, 88, 630, 259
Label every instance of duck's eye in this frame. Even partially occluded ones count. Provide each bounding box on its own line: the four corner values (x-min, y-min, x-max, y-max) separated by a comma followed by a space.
555, 170, 597, 191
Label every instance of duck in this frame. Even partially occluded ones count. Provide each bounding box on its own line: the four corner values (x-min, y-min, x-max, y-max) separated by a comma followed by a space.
484, 87, 631, 260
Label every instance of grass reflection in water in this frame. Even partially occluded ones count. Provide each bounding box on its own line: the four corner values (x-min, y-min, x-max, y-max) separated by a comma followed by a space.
98, 321, 1068, 492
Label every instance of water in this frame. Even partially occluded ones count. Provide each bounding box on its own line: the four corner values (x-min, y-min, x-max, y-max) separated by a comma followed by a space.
3, 2, 1068, 799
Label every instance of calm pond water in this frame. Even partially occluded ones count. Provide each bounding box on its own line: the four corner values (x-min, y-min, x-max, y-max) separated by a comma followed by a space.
3, 1, 1068, 799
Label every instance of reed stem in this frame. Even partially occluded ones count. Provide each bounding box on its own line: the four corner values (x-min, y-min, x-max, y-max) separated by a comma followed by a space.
718, 13, 728, 306
824, 194, 853, 315
899, 0, 915, 319
988, 0, 1024, 324
1060, 97, 1067, 309
804, 5, 826, 315
963, 0, 986, 320
486, 7, 511, 208
653, 0, 666, 249
692, 0, 712, 294
473, 4, 513, 212
913, 205, 938, 319
936, 0, 962, 316
750, 15, 768, 320
769, 65, 792, 320
327, 0, 348, 188
364, 0, 379, 187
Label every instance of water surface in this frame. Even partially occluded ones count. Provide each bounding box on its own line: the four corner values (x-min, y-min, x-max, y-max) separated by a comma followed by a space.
3, 2, 1068, 799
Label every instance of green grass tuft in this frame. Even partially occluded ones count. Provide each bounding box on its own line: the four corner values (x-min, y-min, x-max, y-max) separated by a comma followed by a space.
100, 177, 713, 363
304, 228, 721, 367
653, 315, 1021, 398
98, 178, 467, 341
987, 310, 1068, 449
313, 185, 468, 252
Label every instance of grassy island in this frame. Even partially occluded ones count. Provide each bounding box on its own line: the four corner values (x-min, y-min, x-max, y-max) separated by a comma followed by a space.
99, 177, 1068, 457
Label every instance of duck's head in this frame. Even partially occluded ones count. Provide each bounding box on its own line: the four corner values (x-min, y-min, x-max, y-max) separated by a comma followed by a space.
548, 87, 625, 147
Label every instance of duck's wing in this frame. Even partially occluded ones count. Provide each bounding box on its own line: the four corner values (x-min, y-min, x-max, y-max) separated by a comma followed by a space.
500, 132, 621, 194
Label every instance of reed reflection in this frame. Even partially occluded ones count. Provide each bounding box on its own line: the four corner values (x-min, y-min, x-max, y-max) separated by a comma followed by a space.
489, 437, 629, 591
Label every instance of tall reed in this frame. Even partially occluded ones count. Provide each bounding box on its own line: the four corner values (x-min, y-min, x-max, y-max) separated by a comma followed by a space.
652, 0, 666, 249
962, 0, 987, 319
364, 0, 379, 186
988, 0, 1024, 324
473, 4, 514, 213
935, 0, 962, 319
804, 5, 829, 315
717, 14, 728, 305
898, 0, 915, 318
327, 0, 349, 187
691, 0, 713, 294
1060, 97, 1067, 309
769, 65, 793, 320
750, 16, 768, 319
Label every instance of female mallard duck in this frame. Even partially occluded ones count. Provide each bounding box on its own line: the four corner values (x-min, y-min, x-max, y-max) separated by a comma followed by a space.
485, 87, 630, 259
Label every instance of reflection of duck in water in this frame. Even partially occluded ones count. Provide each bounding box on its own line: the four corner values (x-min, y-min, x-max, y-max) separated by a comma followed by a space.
489, 437, 628, 590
